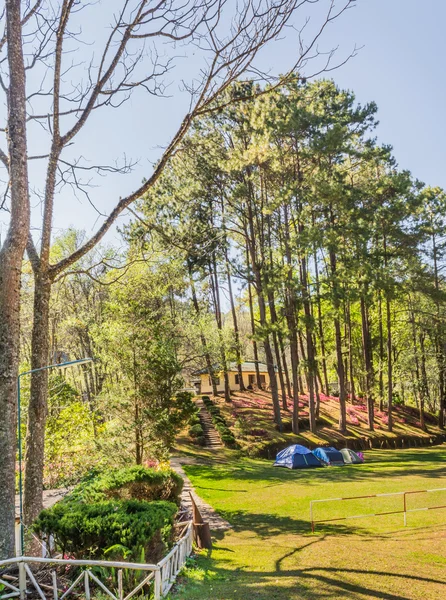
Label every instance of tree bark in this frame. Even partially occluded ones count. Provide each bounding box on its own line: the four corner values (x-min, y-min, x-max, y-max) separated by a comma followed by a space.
24, 274, 53, 528
0, 0, 31, 559
188, 263, 218, 396
225, 249, 245, 391
360, 295, 374, 431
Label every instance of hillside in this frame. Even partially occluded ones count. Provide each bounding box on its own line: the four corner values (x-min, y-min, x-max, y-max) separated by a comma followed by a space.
207, 391, 446, 457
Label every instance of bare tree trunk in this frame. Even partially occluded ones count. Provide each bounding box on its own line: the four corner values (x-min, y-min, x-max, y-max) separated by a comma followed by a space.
386, 295, 393, 431
209, 256, 231, 402
361, 295, 374, 431
225, 249, 245, 391
346, 301, 356, 403
300, 255, 316, 432
278, 330, 292, 398
378, 292, 384, 411
0, 0, 31, 559
328, 246, 347, 434
283, 205, 300, 433
246, 245, 262, 388
419, 331, 429, 431
188, 263, 218, 396
314, 246, 329, 395
24, 274, 52, 528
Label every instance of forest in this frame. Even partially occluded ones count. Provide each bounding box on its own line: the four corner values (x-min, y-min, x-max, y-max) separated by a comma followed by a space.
17, 78, 446, 501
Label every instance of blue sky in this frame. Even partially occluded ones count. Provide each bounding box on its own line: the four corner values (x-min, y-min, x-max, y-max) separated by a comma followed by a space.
1, 0, 445, 248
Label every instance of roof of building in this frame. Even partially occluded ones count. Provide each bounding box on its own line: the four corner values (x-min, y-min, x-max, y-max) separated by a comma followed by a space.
193, 361, 274, 375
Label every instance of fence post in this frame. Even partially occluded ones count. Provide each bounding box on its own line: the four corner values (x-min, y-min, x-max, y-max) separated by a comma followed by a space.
118, 570, 123, 600
154, 568, 161, 600
310, 501, 314, 533
18, 561, 26, 600
403, 492, 407, 526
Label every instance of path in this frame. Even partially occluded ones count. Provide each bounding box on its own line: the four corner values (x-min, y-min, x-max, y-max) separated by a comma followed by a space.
15, 488, 70, 517
196, 398, 223, 449
170, 455, 231, 531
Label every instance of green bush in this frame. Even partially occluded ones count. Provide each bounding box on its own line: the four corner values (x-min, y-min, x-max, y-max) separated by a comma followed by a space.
66, 466, 183, 506
189, 423, 204, 438
33, 499, 177, 562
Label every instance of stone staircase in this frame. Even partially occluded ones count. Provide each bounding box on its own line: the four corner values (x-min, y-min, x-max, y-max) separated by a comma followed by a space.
196, 398, 223, 449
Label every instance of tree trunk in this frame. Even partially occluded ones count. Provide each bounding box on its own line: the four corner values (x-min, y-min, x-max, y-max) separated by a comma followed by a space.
0, 0, 31, 559
378, 292, 384, 411
209, 257, 231, 402
419, 331, 429, 432
386, 295, 393, 431
282, 205, 300, 433
314, 246, 329, 395
24, 274, 52, 528
278, 330, 292, 399
346, 301, 356, 403
300, 255, 316, 432
361, 295, 374, 431
188, 264, 218, 396
246, 244, 262, 388
328, 246, 347, 433
225, 249, 245, 391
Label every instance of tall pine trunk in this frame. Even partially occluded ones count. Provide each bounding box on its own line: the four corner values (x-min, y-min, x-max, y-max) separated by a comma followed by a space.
0, 0, 31, 558
225, 249, 245, 391
361, 295, 374, 431
188, 263, 218, 396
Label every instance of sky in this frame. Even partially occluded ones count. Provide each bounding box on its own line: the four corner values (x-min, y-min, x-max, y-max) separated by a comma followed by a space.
1, 0, 445, 249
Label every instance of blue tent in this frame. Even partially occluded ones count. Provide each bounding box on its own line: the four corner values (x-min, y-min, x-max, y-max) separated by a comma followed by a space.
313, 446, 345, 466
274, 444, 323, 469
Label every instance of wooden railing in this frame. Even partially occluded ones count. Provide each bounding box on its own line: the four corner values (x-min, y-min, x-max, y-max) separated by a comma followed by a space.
0, 522, 193, 600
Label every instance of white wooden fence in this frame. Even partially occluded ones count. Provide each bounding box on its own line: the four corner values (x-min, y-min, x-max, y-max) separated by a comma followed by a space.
0, 522, 193, 600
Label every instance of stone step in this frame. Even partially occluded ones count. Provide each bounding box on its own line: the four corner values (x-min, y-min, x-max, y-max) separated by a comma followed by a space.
195, 400, 224, 449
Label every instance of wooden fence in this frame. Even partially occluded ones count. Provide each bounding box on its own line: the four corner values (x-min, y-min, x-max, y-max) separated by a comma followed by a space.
0, 522, 193, 600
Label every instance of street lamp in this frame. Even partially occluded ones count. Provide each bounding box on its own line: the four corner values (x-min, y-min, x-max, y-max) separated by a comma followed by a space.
17, 357, 94, 555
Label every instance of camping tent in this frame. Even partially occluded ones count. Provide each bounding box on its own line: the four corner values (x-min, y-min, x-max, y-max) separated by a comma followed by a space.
340, 448, 364, 464
313, 446, 345, 466
274, 444, 323, 469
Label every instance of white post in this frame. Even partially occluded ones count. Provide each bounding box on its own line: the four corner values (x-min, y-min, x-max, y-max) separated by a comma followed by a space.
52, 570, 58, 600
84, 571, 90, 600
118, 569, 123, 600
18, 562, 26, 600
154, 568, 161, 600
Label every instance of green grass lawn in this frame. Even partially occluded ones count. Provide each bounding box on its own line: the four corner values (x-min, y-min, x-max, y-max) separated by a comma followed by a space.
172, 445, 446, 600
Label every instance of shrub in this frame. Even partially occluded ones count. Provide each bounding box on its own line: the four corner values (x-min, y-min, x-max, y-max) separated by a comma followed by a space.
189, 424, 204, 438
33, 499, 177, 562
66, 466, 183, 506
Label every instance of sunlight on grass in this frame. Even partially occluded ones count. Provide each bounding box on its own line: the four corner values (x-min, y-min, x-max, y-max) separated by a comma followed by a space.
173, 445, 446, 600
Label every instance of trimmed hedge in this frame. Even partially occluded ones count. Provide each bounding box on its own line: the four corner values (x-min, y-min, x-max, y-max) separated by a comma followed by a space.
65, 466, 183, 505
202, 397, 238, 448
33, 499, 177, 562
189, 423, 204, 438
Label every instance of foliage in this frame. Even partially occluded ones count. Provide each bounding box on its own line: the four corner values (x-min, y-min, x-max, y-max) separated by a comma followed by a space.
33, 498, 177, 562
65, 465, 183, 505
34, 466, 182, 563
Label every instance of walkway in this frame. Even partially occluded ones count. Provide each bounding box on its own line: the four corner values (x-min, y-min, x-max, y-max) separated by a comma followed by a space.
15, 488, 70, 517
170, 456, 231, 531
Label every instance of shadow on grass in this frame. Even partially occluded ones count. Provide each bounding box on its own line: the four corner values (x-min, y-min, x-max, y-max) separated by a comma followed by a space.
212, 509, 366, 539
176, 552, 446, 600
175, 557, 446, 600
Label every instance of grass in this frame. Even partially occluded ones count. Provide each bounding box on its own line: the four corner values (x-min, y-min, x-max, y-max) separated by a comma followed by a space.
171, 444, 446, 600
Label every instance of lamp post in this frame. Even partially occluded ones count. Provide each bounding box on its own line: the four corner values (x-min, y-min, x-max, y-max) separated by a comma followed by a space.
17, 357, 94, 555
